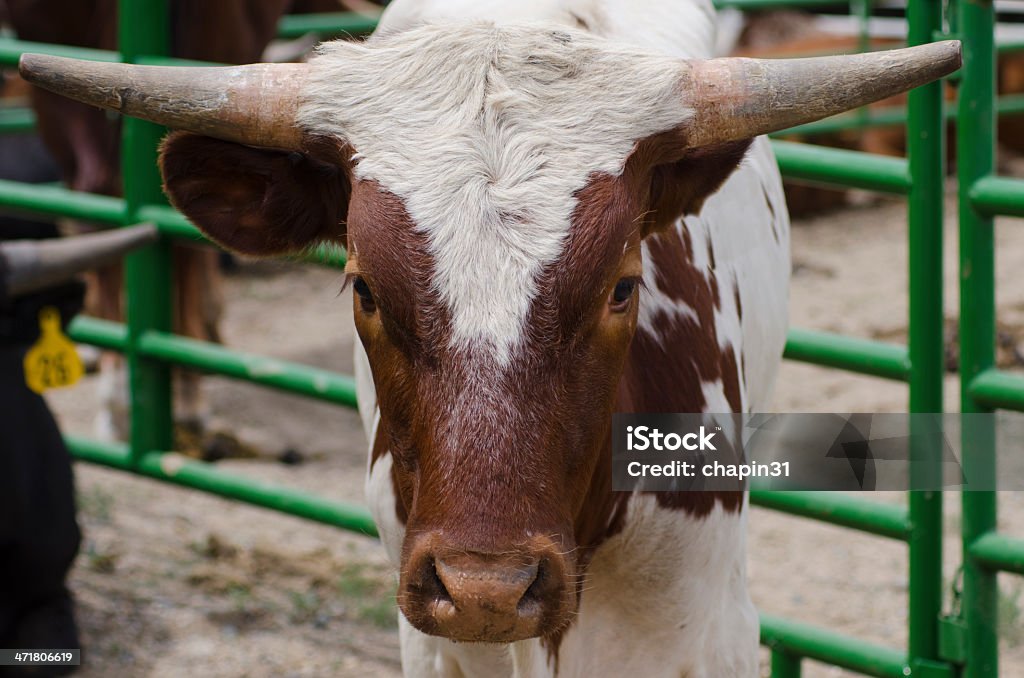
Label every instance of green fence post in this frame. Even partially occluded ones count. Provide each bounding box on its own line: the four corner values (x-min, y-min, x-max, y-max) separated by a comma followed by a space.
958, 1, 999, 677
119, 0, 174, 462
771, 649, 802, 678
906, 0, 947, 670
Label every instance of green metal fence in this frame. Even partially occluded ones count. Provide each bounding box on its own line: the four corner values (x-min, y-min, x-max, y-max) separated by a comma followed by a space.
958, 3, 1024, 678
0, 0, 1019, 675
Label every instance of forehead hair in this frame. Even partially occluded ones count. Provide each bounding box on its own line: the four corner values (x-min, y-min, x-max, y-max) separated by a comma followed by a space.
297, 23, 691, 365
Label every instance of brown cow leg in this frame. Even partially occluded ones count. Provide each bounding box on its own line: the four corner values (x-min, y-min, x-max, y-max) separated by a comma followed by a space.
89, 260, 130, 441
173, 245, 222, 436
82, 244, 226, 449
87, 247, 226, 450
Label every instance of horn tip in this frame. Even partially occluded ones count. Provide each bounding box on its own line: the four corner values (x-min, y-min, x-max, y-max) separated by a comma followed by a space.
931, 39, 962, 66
910, 40, 962, 78
17, 52, 69, 86
949, 40, 964, 69
18, 53, 42, 81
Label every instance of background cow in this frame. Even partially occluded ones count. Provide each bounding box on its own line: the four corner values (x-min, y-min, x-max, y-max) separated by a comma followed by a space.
1, 0, 384, 448
19, 0, 959, 675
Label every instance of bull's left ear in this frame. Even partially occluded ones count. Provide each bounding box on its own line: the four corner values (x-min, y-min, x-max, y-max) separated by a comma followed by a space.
634, 137, 753, 236
159, 132, 350, 256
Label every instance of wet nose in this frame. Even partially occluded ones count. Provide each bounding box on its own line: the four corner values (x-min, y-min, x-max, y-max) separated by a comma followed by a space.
401, 535, 572, 642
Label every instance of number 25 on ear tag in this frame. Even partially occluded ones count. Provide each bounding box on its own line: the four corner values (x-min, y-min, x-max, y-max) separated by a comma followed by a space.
24, 307, 84, 394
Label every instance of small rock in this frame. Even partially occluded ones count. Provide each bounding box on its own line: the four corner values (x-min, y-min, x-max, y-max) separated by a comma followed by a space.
278, 448, 305, 466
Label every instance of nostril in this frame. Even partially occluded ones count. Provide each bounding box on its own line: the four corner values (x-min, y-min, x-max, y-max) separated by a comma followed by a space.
425, 558, 460, 622
425, 558, 453, 604
517, 559, 546, 617
408, 555, 454, 608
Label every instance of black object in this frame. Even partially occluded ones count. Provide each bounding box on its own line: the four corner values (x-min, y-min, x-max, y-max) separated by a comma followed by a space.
0, 133, 60, 241
0, 281, 84, 346
0, 124, 156, 678
0, 338, 82, 676
0, 131, 76, 677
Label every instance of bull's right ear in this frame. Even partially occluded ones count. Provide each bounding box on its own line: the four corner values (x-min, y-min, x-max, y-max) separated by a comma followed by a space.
159, 132, 350, 256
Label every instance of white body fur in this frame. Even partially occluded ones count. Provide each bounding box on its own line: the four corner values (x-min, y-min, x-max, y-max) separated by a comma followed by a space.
344, 0, 789, 675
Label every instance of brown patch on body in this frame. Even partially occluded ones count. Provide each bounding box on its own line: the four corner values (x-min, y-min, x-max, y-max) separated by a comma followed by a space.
628, 228, 725, 403
624, 226, 745, 512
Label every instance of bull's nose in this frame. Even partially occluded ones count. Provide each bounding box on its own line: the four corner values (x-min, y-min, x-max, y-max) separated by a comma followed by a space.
436, 553, 540, 623
400, 536, 573, 642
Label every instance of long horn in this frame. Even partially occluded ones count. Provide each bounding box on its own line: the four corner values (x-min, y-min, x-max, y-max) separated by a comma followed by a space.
18, 55, 307, 150
1, 224, 158, 300
682, 40, 961, 148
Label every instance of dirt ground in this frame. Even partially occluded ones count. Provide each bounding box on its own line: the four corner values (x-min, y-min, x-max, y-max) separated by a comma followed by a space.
39, 186, 1024, 677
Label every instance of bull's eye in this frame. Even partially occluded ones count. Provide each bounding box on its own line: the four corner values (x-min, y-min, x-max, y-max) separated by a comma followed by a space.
353, 276, 376, 313
609, 277, 638, 311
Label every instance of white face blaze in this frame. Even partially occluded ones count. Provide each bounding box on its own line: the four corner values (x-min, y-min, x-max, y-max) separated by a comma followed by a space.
297, 23, 692, 365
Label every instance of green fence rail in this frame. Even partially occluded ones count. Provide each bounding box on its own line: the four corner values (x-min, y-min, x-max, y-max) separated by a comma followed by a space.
67, 435, 379, 536
0, 1, 1021, 677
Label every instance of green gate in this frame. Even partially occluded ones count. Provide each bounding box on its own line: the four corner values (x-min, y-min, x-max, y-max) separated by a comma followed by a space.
0, 0, 1019, 675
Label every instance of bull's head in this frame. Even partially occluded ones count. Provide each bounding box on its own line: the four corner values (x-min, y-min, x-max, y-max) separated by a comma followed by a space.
21, 25, 959, 643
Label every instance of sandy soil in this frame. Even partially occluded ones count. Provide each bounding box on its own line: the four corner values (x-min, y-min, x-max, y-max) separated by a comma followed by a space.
39, 187, 1024, 677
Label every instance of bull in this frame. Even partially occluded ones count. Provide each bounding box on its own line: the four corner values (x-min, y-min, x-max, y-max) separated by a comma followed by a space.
19, 0, 958, 675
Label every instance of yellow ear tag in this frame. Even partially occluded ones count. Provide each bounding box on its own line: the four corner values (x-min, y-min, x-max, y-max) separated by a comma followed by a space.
23, 306, 84, 394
